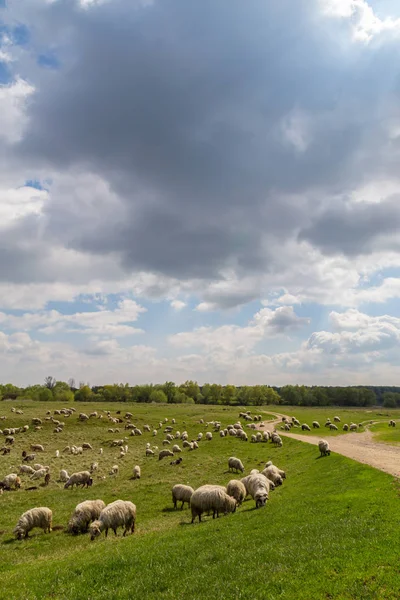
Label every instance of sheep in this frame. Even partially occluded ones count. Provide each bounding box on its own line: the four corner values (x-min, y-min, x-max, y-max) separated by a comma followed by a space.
389, 420, 396, 427
271, 433, 283, 447
229, 429, 237, 437
133, 465, 141, 480
226, 479, 246, 506
89, 500, 136, 540
67, 499, 106, 534
343, 423, 349, 431
182, 440, 191, 448
205, 432, 212, 441
162, 439, 171, 446
33, 464, 47, 471
197, 433, 203, 441
1, 473, 21, 490
256, 432, 263, 442
350, 423, 358, 431
318, 439, 331, 457
220, 431, 225, 437
146, 448, 155, 457
55, 450, 60, 458
152, 430, 158, 436
172, 484, 194, 509
329, 424, 338, 431
14, 507, 52, 540
172, 444, 182, 453
64, 471, 93, 489
228, 457, 245, 474
262, 464, 286, 486
190, 485, 236, 523
324, 421, 331, 428
59, 469, 69, 482
170, 457, 183, 465
90, 462, 98, 473
79, 413, 89, 421
240, 473, 271, 508
19, 465, 35, 475
82, 443, 93, 450
334, 416, 341, 422
301, 424, 311, 431
30, 468, 48, 481
251, 434, 257, 443
109, 465, 119, 476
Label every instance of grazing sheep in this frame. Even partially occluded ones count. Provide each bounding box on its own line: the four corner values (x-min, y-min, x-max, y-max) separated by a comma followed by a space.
334, 416, 341, 422
329, 424, 338, 431
55, 450, 60, 458
262, 431, 270, 441
240, 473, 271, 508
301, 424, 311, 431
14, 507, 52, 540
152, 430, 158, 436
172, 484, 194, 509
146, 448, 155, 457
350, 423, 358, 431
172, 444, 182, 453
228, 457, 245, 474
19, 465, 35, 475
64, 471, 93, 489
251, 434, 257, 443
89, 500, 136, 540
197, 433, 203, 441
67, 499, 106, 534
90, 462, 98, 473
324, 421, 331, 428
271, 433, 283, 447
219, 431, 225, 437
205, 432, 213, 441
162, 439, 171, 446
170, 457, 183, 465
389, 420, 396, 427
59, 469, 69, 482
30, 468, 48, 481
1, 473, 21, 490
343, 423, 349, 431
109, 465, 119, 476
262, 465, 285, 486
133, 465, 141, 480
190, 485, 236, 523
318, 440, 331, 457
226, 479, 246, 506
82, 443, 93, 450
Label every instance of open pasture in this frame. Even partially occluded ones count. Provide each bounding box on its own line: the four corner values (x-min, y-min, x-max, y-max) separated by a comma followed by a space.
0, 401, 399, 599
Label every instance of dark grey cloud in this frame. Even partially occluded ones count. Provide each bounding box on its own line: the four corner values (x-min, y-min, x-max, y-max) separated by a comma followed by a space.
299, 196, 400, 256
3, 0, 400, 291
267, 306, 310, 333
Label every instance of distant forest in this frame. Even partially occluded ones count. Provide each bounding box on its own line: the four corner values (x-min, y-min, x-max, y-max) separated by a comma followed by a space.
1, 378, 400, 408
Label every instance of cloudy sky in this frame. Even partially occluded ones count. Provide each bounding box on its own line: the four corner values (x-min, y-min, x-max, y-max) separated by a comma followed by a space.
1, 0, 400, 386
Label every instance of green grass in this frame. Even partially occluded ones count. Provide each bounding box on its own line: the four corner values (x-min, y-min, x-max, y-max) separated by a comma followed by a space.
369, 420, 400, 445
1, 401, 400, 599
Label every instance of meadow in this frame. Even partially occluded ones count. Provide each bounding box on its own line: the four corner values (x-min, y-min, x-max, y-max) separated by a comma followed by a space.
1, 401, 400, 599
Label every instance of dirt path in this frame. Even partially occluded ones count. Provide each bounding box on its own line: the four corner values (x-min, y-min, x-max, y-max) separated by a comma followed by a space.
261, 412, 400, 478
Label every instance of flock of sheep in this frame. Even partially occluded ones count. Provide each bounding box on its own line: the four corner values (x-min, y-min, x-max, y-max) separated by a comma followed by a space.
0, 405, 350, 542
279, 415, 363, 433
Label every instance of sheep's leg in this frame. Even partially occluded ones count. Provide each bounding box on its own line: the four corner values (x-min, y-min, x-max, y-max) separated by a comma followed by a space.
181, 501, 184, 510
113, 528, 117, 536
131, 522, 135, 534
105, 528, 108, 537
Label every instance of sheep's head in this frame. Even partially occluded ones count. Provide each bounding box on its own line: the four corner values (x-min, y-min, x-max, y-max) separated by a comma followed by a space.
255, 493, 268, 508
89, 521, 102, 540
14, 526, 25, 540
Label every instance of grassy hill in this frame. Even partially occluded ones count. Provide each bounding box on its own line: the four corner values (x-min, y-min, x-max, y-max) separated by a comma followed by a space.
0, 401, 399, 599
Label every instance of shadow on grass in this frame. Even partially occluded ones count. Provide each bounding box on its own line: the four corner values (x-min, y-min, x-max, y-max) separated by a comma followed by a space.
161, 507, 178, 513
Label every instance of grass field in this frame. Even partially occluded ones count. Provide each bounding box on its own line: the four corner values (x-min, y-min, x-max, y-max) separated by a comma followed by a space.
369, 421, 400, 445
1, 401, 400, 599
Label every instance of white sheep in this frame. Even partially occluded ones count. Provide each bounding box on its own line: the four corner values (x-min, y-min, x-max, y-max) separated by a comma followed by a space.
241, 473, 271, 507
133, 465, 141, 480
329, 424, 338, 431
67, 499, 106, 534
64, 471, 93, 489
318, 439, 331, 457
301, 424, 311, 431
228, 457, 245, 474
30, 468, 48, 481
159, 450, 174, 460
172, 484, 194, 509
19, 465, 35, 475
109, 465, 119, 476
90, 462, 99, 473
1, 473, 21, 490
205, 432, 212, 441
146, 448, 155, 457
172, 444, 182, 453
334, 416, 341, 422
190, 485, 236, 523
89, 500, 136, 540
343, 424, 349, 431
59, 469, 69, 482
14, 507, 52, 539
262, 464, 286, 486
226, 479, 246, 506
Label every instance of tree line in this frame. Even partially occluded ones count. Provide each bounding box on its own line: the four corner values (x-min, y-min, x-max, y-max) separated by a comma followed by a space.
0, 379, 400, 408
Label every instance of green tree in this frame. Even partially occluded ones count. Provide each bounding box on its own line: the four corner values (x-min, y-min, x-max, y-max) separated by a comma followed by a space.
74, 385, 93, 402
149, 390, 168, 403
38, 387, 53, 402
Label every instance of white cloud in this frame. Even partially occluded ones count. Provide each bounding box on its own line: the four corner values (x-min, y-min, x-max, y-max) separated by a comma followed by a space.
0, 78, 34, 143
170, 300, 186, 311
0, 185, 48, 227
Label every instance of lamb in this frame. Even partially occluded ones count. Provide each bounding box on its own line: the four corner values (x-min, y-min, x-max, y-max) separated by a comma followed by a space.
190, 485, 237, 523
159, 450, 174, 460
172, 484, 194, 509
226, 479, 246, 506
240, 473, 270, 508
228, 457, 245, 474
67, 499, 106, 534
64, 471, 93, 489
59, 469, 69, 482
1, 473, 21, 490
89, 500, 136, 540
301, 424, 311, 431
14, 507, 52, 539
318, 439, 331, 457
133, 465, 141, 480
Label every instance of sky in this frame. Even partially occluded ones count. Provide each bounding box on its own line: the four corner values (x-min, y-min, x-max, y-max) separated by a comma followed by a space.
1, 0, 400, 387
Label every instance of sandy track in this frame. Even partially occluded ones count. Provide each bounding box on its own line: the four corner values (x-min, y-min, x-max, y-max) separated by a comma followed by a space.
261, 412, 400, 478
